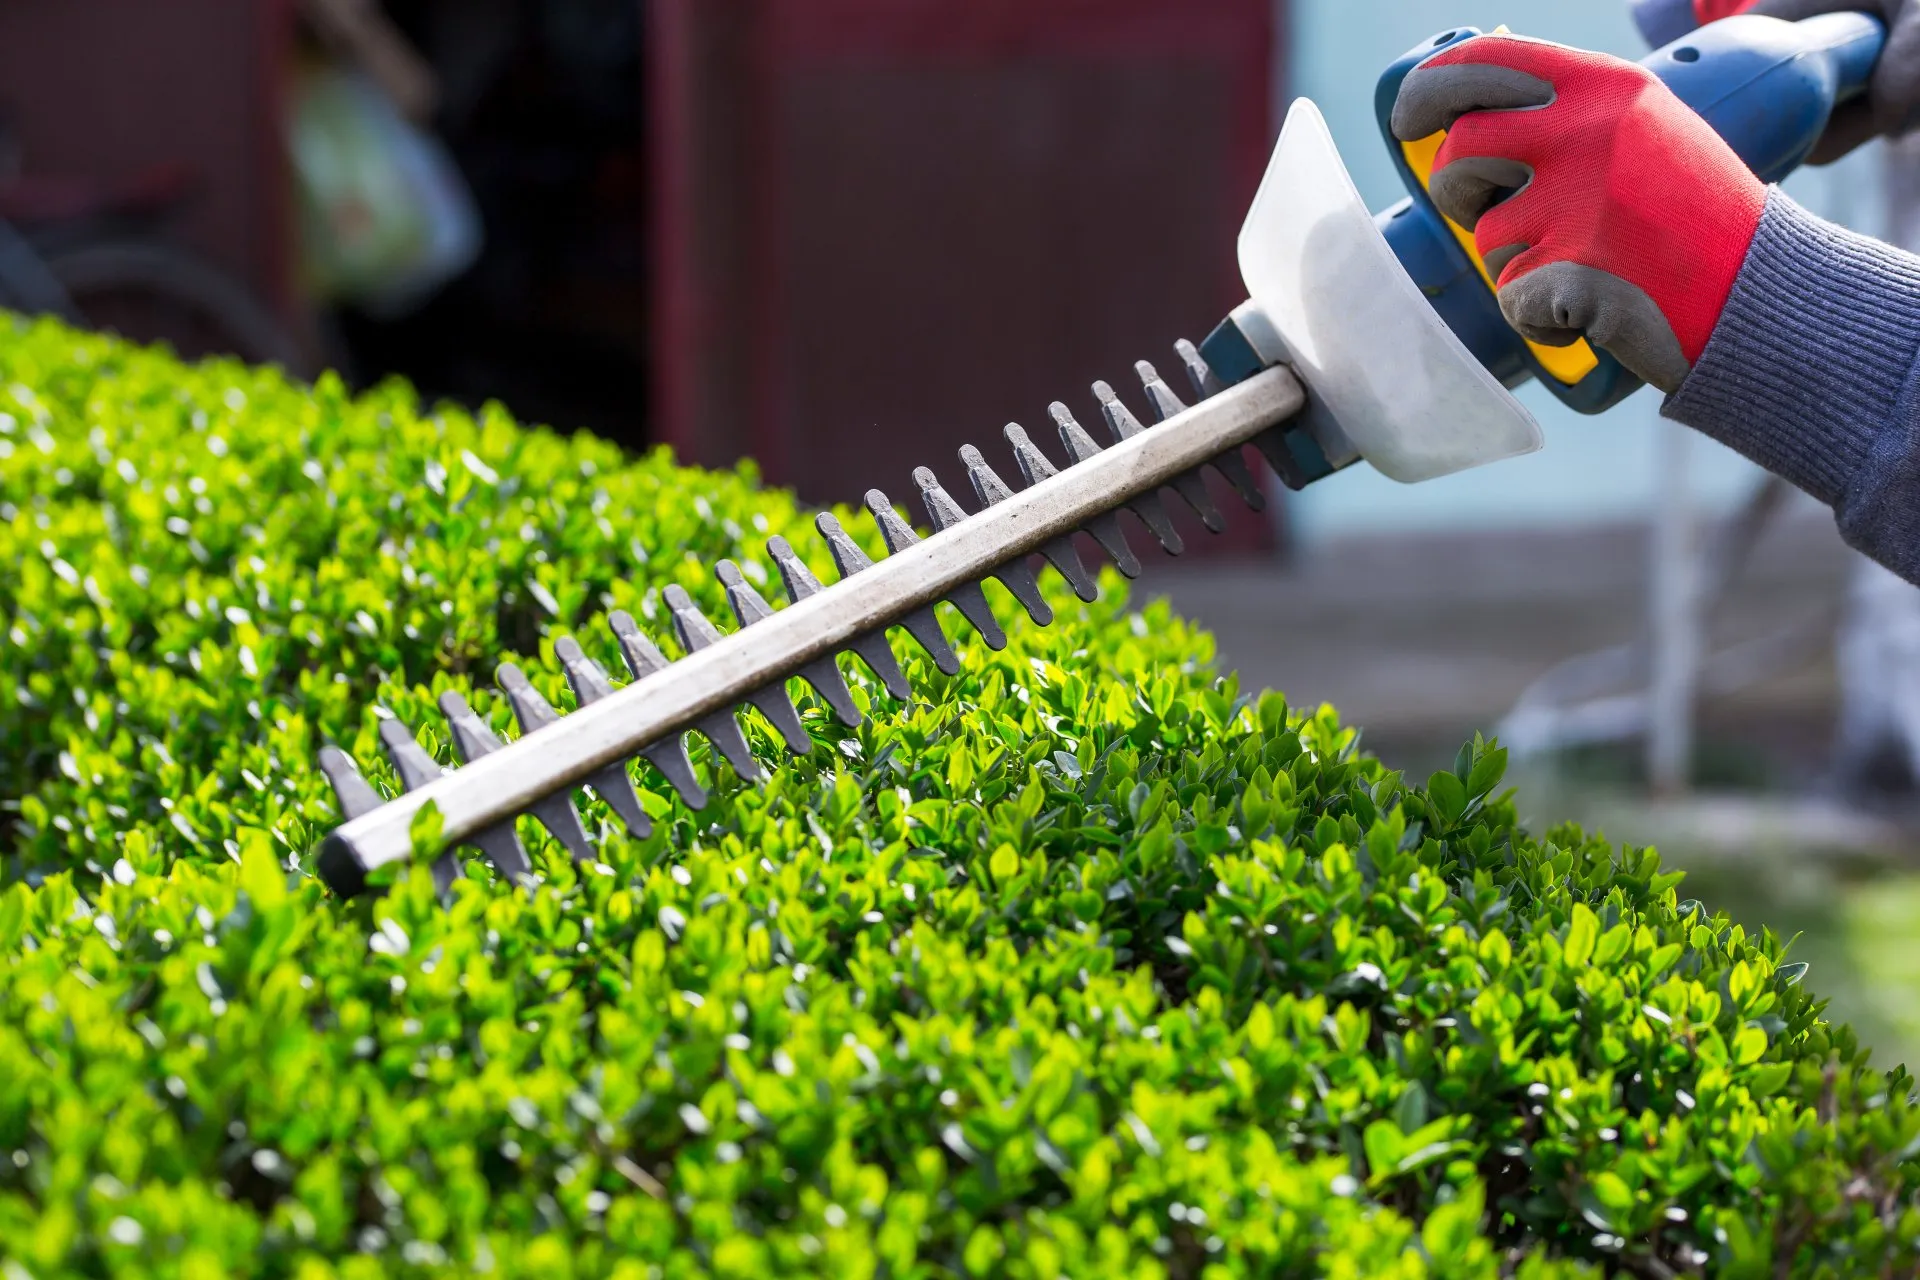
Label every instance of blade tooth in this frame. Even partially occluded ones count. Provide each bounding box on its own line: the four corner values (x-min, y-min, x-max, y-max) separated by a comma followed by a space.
1133, 362, 1226, 532
864, 488, 921, 555
768, 534, 893, 710
1135, 359, 1189, 422
981, 432, 1097, 603
898, 608, 960, 675
1085, 511, 1143, 577
440, 689, 586, 865
716, 558, 776, 626
815, 511, 948, 680
318, 745, 385, 821
496, 662, 562, 734
1251, 426, 1311, 491
379, 717, 447, 792
1137, 355, 1264, 513
874, 487, 1006, 650
608, 609, 672, 679
961, 443, 1017, 506
714, 560, 814, 755
798, 655, 862, 726
956, 444, 1056, 622
1174, 337, 1228, 400
651, 588, 764, 780
1044, 405, 1147, 575
858, 492, 969, 668
468, 823, 532, 884
1208, 445, 1268, 512
695, 712, 762, 780
1004, 422, 1060, 485
816, 510, 877, 576
912, 467, 1031, 633
644, 738, 708, 810
1173, 484, 1225, 535
1127, 490, 1187, 554
1063, 395, 1184, 554
608, 610, 710, 810
438, 689, 505, 763
433, 692, 537, 878
1050, 400, 1105, 465
663, 583, 726, 653
553, 636, 653, 839
911, 467, 971, 534
376, 718, 463, 891
768, 534, 826, 601
1092, 379, 1146, 441
555, 635, 620, 702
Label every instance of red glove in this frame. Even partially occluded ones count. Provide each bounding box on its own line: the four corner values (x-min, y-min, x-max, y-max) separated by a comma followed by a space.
1690, 0, 1920, 160
1390, 35, 1767, 393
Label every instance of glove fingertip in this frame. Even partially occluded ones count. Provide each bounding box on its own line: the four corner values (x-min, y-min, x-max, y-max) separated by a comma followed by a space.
1389, 60, 1556, 142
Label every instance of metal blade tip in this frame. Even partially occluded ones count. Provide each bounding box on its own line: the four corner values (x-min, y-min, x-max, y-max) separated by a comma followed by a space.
497, 662, 530, 690
554, 635, 586, 662
663, 584, 694, 609
715, 559, 745, 587
959, 443, 987, 468
912, 467, 938, 490
1092, 380, 1118, 404
767, 534, 795, 558
816, 511, 844, 535
437, 690, 472, 718
608, 610, 638, 636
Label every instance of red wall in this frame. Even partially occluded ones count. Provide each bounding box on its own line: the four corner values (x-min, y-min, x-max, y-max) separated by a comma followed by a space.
650, 0, 1283, 552
0, 0, 296, 320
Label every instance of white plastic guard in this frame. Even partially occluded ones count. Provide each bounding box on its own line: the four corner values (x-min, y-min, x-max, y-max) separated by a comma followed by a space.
1237, 98, 1543, 484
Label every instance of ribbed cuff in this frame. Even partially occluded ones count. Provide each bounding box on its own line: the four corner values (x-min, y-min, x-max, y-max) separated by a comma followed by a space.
1664, 190, 1920, 515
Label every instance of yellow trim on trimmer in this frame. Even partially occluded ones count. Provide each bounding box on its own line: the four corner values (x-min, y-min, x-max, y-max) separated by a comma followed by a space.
1400, 130, 1599, 386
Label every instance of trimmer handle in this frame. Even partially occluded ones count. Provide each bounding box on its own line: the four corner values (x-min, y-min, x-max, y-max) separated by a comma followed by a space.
1373, 11, 1884, 415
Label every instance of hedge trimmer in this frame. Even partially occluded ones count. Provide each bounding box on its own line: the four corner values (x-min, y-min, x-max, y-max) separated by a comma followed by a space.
314, 13, 1880, 896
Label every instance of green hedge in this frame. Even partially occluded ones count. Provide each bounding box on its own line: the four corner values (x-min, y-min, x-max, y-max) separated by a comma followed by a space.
3, 317, 1918, 1279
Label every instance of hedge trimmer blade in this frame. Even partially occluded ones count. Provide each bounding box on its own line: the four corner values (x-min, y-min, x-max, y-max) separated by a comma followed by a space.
313, 345, 1308, 896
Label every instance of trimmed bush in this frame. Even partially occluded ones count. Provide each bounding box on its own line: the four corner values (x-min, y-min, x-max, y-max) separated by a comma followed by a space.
3, 316, 1919, 1279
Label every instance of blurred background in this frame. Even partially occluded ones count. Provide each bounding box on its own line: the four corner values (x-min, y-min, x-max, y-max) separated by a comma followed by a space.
3, 0, 1918, 1063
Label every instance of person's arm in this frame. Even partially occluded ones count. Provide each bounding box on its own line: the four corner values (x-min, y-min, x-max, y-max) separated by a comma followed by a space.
1667, 192, 1920, 582
1390, 35, 1920, 585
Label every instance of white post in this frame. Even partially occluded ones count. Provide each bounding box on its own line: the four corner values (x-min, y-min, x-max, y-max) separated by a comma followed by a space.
1647, 417, 1698, 794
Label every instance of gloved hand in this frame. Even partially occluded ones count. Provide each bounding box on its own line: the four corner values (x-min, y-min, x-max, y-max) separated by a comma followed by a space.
1670, 0, 1920, 160
1390, 35, 1767, 393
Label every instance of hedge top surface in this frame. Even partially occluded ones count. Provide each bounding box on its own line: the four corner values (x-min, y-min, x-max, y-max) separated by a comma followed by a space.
3, 317, 1919, 1279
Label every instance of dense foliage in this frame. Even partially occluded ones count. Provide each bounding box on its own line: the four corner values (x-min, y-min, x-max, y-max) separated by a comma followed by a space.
3, 317, 1919, 1278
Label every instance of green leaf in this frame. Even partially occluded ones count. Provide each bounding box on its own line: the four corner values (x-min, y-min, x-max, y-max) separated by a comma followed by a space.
1426, 771, 1467, 826
0, 883, 26, 950
989, 843, 1020, 884
1466, 746, 1507, 799
1393, 1082, 1429, 1134
237, 827, 286, 910
1590, 1171, 1633, 1216
1564, 902, 1599, 969
1363, 1120, 1403, 1183
408, 798, 447, 862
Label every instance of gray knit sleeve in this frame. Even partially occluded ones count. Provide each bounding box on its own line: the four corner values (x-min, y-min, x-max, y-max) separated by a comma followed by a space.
1663, 189, 1920, 585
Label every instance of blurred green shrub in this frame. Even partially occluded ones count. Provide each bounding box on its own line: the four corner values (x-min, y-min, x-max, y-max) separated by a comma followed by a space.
2, 317, 1917, 1278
